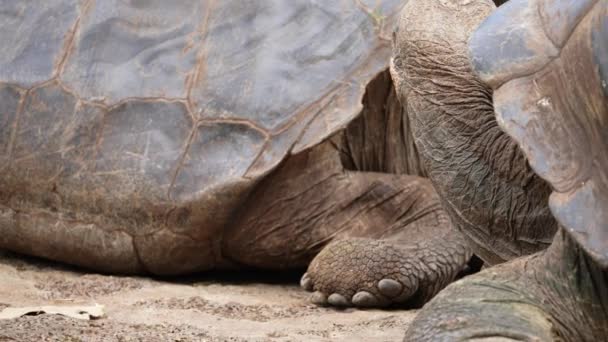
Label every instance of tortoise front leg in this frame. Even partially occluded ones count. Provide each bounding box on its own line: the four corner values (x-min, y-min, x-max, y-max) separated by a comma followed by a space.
405, 230, 608, 341
405, 256, 558, 341
223, 142, 472, 308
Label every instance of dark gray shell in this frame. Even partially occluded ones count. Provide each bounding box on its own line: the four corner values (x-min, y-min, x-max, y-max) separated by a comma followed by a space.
469, 0, 607, 265
0, 0, 403, 274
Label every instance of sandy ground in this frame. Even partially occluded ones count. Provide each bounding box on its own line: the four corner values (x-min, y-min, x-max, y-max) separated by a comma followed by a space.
0, 251, 417, 341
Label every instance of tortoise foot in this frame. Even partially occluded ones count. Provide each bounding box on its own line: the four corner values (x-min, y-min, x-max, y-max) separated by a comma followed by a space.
302, 236, 471, 308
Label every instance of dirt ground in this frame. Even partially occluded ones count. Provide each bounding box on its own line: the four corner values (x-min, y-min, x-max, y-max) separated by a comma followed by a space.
0, 251, 417, 341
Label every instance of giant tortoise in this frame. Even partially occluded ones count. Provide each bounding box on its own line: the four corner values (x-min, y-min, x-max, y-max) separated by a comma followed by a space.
392, 0, 607, 339
0, 0, 474, 308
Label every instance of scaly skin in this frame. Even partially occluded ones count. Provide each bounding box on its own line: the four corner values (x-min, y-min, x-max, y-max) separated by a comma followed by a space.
405, 230, 608, 341
304, 230, 470, 308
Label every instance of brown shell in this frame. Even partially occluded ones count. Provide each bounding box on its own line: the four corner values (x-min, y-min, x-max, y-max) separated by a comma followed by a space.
0, 0, 403, 273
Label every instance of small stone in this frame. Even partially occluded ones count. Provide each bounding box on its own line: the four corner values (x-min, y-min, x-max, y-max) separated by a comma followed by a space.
311, 291, 327, 306
300, 273, 313, 291
378, 278, 403, 298
327, 293, 349, 306
352, 291, 379, 307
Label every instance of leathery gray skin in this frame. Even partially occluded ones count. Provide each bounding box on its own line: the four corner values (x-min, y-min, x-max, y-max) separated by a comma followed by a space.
392, 0, 607, 340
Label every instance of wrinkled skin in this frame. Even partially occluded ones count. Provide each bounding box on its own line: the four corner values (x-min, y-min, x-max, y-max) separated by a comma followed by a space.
392, 0, 607, 340
391, 0, 556, 266
0, 1, 471, 309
